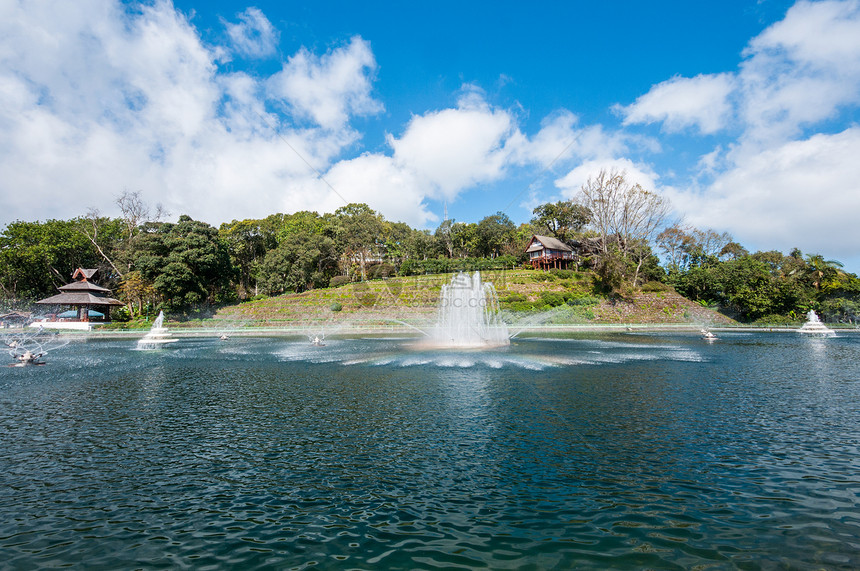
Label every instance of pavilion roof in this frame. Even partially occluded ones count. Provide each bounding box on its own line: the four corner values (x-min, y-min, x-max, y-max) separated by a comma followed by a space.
72, 268, 99, 281
58, 280, 112, 293
35, 292, 124, 306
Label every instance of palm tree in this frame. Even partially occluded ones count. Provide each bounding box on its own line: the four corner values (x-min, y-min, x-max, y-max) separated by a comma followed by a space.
804, 254, 844, 291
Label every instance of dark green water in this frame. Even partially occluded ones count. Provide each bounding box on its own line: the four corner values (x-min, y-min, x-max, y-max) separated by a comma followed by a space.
2, 332, 859, 569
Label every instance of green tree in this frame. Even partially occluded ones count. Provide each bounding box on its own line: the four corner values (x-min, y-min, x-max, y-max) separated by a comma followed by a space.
475, 212, 516, 258
803, 254, 844, 292
530, 200, 591, 242
0, 219, 102, 302
334, 203, 384, 281
219, 215, 281, 299
133, 216, 234, 313
259, 231, 338, 294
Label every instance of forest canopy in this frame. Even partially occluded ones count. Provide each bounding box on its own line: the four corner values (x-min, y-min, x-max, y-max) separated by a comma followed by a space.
2, 175, 858, 325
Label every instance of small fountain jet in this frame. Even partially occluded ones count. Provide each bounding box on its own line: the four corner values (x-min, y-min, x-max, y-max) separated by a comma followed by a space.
137, 311, 179, 349
4, 326, 67, 366
796, 310, 835, 336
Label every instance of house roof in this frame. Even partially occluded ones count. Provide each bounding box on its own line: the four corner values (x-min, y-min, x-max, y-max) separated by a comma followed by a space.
35, 292, 124, 306
526, 235, 573, 252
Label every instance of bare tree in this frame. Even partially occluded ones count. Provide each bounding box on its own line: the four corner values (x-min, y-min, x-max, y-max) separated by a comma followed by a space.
116, 190, 168, 241
578, 169, 671, 285
81, 208, 123, 277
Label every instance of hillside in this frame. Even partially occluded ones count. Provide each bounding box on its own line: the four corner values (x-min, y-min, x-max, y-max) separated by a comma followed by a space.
212, 269, 734, 330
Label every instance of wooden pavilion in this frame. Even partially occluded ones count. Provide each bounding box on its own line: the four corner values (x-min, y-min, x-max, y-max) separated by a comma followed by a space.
34, 268, 123, 326
525, 235, 576, 270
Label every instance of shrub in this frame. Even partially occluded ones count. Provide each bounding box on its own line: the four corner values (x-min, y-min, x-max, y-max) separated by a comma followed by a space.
640, 281, 671, 293
329, 302, 343, 312
329, 275, 351, 288
566, 295, 600, 306
503, 294, 527, 303
540, 291, 566, 307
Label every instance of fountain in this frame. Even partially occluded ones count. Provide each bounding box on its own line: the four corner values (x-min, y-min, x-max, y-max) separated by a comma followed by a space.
428, 271, 509, 349
796, 309, 835, 336
3, 326, 69, 366
137, 311, 179, 349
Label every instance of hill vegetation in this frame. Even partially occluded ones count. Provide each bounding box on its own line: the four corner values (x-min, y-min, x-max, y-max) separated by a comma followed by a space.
1, 170, 858, 327
208, 269, 735, 331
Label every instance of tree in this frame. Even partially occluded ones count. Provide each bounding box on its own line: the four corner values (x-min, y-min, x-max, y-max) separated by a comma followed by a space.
804, 254, 844, 292
0, 219, 102, 302
133, 216, 234, 313
259, 231, 338, 294
219, 216, 281, 298
475, 212, 516, 258
656, 223, 696, 272
334, 203, 384, 281
578, 169, 670, 285
434, 219, 456, 258
719, 241, 748, 260
530, 200, 591, 242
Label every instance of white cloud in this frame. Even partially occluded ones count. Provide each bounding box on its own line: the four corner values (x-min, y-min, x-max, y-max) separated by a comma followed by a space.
267, 36, 382, 130
512, 110, 630, 166
617, 73, 736, 134
738, 0, 860, 146
388, 90, 515, 200
224, 7, 278, 59
666, 127, 860, 259
325, 154, 436, 226
0, 1, 387, 227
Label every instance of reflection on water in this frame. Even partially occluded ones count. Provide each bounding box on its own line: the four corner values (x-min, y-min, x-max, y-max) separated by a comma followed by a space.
1, 332, 859, 569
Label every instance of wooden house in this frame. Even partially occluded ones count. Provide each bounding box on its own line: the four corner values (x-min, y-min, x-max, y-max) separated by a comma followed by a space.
525, 235, 576, 270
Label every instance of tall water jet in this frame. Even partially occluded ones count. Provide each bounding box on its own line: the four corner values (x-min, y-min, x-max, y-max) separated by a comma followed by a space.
137, 311, 178, 349
430, 272, 509, 348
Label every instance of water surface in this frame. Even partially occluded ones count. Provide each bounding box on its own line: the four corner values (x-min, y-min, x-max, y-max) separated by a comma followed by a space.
2, 332, 859, 569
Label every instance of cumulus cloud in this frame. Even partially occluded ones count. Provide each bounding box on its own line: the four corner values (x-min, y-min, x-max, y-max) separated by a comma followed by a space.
0, 1, 391, 226
267, 36, 382, 130
667, 127, 860, 259
224, 7, 278, 58
738, 0, 860, 146
616, 73, 736, 134
612, 0, 860, 269
388, 90, 515, 200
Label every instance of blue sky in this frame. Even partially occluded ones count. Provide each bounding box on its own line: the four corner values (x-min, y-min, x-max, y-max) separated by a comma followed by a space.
2, 0, 860, 271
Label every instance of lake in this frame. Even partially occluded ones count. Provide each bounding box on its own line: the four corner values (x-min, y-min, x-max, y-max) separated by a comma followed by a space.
2, 331, 859, 569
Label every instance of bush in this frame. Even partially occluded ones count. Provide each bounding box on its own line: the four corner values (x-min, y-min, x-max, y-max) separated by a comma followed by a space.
540, 291, 566, 307
753, 314, 796, 325
329, 302, 343, 312
506, 300, 541, 312
503, 294, 527, 303
640, 281, 671, 293
110, 306, 131, 322
566, 295, 601, 306
329, 275, 351, 288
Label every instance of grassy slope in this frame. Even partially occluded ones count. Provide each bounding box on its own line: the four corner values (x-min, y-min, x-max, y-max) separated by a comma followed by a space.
212, 270, 735, 329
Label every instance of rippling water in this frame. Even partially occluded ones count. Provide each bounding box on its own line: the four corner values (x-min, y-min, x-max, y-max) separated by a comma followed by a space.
2, 332, 859, 569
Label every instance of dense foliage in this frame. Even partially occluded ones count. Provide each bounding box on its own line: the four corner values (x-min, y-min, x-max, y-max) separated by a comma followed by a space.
2, 176, 858, 323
